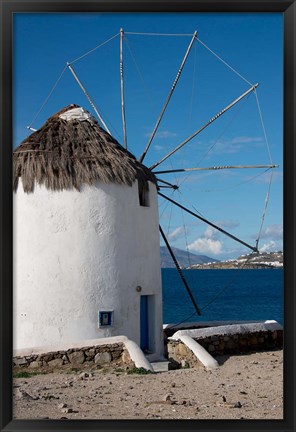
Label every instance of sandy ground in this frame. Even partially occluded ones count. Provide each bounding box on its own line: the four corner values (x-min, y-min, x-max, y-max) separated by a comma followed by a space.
13, 349, 283, 420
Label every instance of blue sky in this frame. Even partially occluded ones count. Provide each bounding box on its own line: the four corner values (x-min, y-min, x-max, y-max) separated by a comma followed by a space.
14, 13, 283, 260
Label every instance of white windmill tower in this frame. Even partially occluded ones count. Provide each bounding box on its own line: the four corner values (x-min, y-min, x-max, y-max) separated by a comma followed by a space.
13, 104, 164, 360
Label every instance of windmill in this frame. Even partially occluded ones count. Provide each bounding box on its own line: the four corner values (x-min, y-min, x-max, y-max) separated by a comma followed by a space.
13, 29, 278, 360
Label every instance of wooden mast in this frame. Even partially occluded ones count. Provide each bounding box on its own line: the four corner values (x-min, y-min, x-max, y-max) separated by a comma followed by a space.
67, 62, 111, 135
139, 31, 197, 163
120, 28, 128, 149
159, 192, 259, 253
159, 225, 201, 316
154, 164, 278, 175
150, 83, 259, 170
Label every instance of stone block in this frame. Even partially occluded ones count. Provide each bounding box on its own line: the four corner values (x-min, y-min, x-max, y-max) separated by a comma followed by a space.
249, 335, 258, 345
40, 353, 54, 362
181, 359, 189, 368
122, 350, 132, 365
94, 351, 112, 365
226, 340, 235, 350
68, 350, 85, 365
218, 341, 225, 351
47, 358, 63, 368
85, 348, 95, 358
177, 343, 188, 356
239, 338, 248, 346
14, 357, 28, 366
29, 360, 42, 368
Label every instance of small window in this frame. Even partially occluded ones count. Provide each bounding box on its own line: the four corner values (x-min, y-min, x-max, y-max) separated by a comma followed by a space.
138, 184, 150, 207
98, 311, 113, 327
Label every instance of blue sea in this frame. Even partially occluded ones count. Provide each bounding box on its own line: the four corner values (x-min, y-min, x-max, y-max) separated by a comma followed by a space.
162, 268, 283, 326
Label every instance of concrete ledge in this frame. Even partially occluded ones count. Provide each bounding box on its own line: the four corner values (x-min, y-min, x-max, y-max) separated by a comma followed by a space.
13, 335, 154, 372
178, 335, 219, 370
124, 339, 154, 372
13, 335, 129, 358
167, 320, 283, 362
170, 320, 282, 341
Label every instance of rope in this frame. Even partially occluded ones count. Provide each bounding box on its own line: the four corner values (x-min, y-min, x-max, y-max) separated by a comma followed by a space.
252, 91, 274, 249
254, 89, 273, 164
165, 310, 198, 331
125, 32, 194, 37
124, 37, 156, 113
164, 247, 257, 331
188, 41, 197, 130
140, 31, 197, 164
27, 65, 67, 129
175, 188, 207, 219
196, 37, 253, 87
198, 167, 271, 193
255, 170, 274, 250
159, 189, 176, 218
178, 191, 192, 268
178, 92, 251, 188
69, 33, 119, 64
200, 253, 255, 312
166, 197, 174, 238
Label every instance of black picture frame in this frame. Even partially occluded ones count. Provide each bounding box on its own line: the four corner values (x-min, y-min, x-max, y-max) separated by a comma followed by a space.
1, 1, 295, 431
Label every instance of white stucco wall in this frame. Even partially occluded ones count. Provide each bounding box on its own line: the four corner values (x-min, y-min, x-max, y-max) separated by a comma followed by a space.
13, 179, 163, 358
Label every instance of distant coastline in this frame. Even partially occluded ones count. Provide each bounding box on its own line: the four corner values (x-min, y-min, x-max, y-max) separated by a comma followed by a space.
187, 251, 283, 270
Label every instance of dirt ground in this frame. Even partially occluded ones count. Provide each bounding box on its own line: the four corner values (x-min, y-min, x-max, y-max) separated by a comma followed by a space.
13, 349, 283, 420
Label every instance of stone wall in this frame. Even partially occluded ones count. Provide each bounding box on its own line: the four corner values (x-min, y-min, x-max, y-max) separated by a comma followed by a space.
13, 343, 135, 370
167, 329, 283, 367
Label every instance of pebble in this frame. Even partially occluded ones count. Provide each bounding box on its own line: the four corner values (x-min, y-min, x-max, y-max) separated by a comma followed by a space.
163, 393, 172, 402
61, 407, 73, 413
234, 402, 242, 408
15, 389, 38, 400
58, 403, 67, 409
79, 372, 89, 379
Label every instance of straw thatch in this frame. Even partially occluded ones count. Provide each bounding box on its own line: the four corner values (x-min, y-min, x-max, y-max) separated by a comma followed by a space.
13, 104, 157, 194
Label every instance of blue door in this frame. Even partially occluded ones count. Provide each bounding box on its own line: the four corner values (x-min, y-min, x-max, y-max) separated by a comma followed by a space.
140, 296, 149, 351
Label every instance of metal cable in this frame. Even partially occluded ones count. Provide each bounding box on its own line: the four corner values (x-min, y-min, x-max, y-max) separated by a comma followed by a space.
196, 37, 253, 87
27, 65, 67, 129
255, 170, 274, 250
254, 89, 273, 164
178, 92, 251, 188
69, 33, 119, 64
124, 37, 157, 114
125, 32, 194, 37
200, 253, 256, 312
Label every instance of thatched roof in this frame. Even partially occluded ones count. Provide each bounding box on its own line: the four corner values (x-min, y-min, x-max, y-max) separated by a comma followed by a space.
13, 104, 157, 193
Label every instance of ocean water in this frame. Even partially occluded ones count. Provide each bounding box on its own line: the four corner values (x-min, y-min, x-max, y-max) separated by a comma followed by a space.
162, 268, 283, 326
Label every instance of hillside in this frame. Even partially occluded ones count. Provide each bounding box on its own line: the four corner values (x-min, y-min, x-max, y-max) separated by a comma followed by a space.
160, 246, 218, 268
188, 251, 283, 269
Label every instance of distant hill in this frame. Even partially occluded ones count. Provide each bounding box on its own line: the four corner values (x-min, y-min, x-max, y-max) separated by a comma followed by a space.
160, 246, 218, 268
189, 251, 283, 269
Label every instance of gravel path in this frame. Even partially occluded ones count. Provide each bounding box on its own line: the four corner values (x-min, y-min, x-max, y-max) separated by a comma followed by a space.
13, 349, 283, 420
